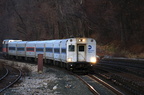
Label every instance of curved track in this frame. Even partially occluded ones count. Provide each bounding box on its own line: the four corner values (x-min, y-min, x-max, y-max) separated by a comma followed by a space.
0, 65, 22, 92
0, 52, 143, 94
0, 67, 8, 80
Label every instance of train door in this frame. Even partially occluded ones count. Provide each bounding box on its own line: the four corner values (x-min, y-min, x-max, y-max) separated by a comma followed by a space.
77, 45, 86, 62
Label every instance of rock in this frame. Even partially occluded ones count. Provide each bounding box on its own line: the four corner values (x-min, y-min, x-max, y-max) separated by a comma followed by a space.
53, 84, 58, 90
65, 84, 72, 88
43, 82, 47, 86
27, 89, 31, 92
54, 91, 61, 94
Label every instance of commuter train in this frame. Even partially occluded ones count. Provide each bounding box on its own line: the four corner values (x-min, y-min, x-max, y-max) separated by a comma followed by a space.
2, 38, 98, 70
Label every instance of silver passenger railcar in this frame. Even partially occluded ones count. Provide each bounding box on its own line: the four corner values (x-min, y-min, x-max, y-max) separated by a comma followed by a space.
2, 38, 98, 70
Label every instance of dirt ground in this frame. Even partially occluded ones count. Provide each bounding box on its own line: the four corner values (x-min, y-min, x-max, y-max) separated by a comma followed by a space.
0, 59, 93, 95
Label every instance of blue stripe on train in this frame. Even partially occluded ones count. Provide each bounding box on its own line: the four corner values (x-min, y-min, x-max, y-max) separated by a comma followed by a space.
36, 47, 44, 52
17, 47, 25, 51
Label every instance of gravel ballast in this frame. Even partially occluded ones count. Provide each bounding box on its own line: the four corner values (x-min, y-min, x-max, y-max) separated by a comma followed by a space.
0, 59, 93, 95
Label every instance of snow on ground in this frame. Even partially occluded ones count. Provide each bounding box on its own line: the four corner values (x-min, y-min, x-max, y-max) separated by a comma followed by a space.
0, 59, 93, 95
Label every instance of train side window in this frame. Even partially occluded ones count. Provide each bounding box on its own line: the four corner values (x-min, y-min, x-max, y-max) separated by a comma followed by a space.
46, 48, 53, 52
54, 48, 60, 53
36, 48, 44, 52
9, 47, 15, 50
27, 48, 34, 51
17, 47, 25, 51
69, 45, 75, 51
61, 48, 66, 53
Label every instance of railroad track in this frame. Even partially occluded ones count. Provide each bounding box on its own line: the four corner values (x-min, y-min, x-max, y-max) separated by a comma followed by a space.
94, 61, 144, 95
97, 60, 144, 77
46, 65, 124, 95
74, 74, 124, 95
0, 65, 22, 92
0, 52, 143, 94
0, 67, 8, 80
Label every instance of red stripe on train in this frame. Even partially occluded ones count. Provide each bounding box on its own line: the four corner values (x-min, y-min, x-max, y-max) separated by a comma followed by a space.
2, 48, 8, 52
26, 47, 35, 52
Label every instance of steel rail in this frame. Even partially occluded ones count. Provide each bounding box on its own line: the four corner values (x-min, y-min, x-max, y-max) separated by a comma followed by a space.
74, 74, 100, 95
94, 63, 144, 95
88, 74, 124, 95
0, 66, 22, 93
0, 67, 9, 81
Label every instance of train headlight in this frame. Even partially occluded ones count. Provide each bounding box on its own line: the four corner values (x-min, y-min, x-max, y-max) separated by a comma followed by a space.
90, 57, 97, 64
78, 39, 85, 42
67, 58, 72, 62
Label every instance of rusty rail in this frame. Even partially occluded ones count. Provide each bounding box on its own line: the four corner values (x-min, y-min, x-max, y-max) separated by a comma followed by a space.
88, 74, 124, 95
0, 66, 22, 93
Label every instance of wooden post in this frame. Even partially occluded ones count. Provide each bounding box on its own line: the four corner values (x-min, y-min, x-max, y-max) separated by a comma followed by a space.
38, 54, 43, 73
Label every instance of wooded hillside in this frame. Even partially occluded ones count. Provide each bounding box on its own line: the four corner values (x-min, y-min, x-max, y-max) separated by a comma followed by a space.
0, 0, 143, 55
